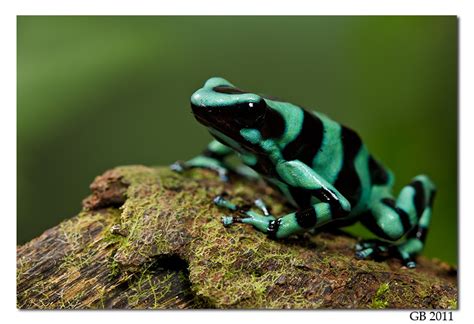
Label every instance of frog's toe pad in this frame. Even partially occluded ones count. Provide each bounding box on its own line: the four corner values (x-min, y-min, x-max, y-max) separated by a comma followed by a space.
354, 239, 391, 261
217, 171, 229, 182
213, 195, 238, 211
355, 248, 375, 260
405, 260, 417, 269
221, 216, 235, 226
397, 250, 418, 268
170, 161, 186, 172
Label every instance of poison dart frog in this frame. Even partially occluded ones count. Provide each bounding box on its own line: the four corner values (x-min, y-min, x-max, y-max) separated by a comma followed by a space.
171, 77, 436, 268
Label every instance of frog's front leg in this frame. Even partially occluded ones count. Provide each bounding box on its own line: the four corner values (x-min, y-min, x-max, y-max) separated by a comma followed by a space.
171, 140, 260, 181
170, 140, 234, 181
217, 160, 352, 238
217, 197, 347, 239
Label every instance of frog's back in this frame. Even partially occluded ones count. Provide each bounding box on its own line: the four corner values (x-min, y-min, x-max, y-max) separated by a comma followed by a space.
264, 99, 393, 215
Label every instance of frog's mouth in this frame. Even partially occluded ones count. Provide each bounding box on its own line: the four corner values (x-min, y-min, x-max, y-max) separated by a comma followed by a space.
191, 103, 234, 129
191, 104, 218, 127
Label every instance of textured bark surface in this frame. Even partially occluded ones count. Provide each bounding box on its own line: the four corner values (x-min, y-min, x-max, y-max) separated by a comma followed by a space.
17, 166, 458, 309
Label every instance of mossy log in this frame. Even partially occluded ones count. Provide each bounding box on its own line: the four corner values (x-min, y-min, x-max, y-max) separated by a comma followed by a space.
17, 166, 457, 309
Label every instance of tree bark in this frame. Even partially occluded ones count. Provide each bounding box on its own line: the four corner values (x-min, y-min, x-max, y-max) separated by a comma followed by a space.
17, 165, 457, 309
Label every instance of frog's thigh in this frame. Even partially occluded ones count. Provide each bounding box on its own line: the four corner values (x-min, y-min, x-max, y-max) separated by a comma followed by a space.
358, 175, 436, 267
362, 175, 436, 243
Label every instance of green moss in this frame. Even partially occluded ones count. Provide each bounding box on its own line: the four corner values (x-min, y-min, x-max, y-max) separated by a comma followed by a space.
372, 283, 390, 309
108, 258, 120, 279
126, 263, 179, 309
59, 291, 86, 309
448, 298, 457, 309
17, 256, 32, 282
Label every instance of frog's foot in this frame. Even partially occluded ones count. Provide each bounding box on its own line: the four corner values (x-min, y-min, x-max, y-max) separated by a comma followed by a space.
170, 156, 229, 182
221, 212, 276, 232
214, 196, 275, 232
392, 239, 420, 269
355, 239, 390, 260
355, 239, 417, 268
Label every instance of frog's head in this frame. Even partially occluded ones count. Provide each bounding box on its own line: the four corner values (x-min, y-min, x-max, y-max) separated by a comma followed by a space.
191, 77, 267, 140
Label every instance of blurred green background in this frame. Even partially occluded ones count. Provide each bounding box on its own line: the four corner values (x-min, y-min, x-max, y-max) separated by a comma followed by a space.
17, 16, 458, 264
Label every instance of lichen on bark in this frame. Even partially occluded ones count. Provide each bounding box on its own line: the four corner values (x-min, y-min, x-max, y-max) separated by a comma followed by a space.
17, 165, 457, 309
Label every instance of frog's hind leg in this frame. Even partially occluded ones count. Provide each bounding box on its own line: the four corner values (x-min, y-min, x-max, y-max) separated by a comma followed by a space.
357, 175, 436, 268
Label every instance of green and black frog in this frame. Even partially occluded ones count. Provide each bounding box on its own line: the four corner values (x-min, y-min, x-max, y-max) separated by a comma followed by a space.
172, 77, 436, 268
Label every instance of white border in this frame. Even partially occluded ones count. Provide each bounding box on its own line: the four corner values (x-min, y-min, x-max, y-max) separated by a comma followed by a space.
3, 1, 472, 323
2, 0, 465, 15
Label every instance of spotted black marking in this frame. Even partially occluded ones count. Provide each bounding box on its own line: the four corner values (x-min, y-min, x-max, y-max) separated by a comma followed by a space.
259, 108, 286, 140
410, 180, 426, 218
381, 198, 412, 233
295, 207, 317, 228
267, 219, 281, 239
213, 86, 248, 94
368, 156, 389, 185
282, 110, 324, 165
333, 126, 363, 207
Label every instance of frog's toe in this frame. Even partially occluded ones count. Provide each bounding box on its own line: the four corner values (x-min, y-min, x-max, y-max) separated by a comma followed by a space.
405, 260, 417, 269
355, 247, 375, 260
213, 195, 238, 211
356, 239, 389, 252
170, 160, 186, 172
254, 198, 270, 216
354, 239, 391, 261
221, 215, 235, 227
214, 168, 229, 182
355, 241, 371, 251
218, 172, 229, 182
396, 249, 417, 269
355, 240, 419, 267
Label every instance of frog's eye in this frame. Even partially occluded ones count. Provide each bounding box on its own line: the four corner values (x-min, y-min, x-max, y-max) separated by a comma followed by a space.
234, 100, 266, 128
